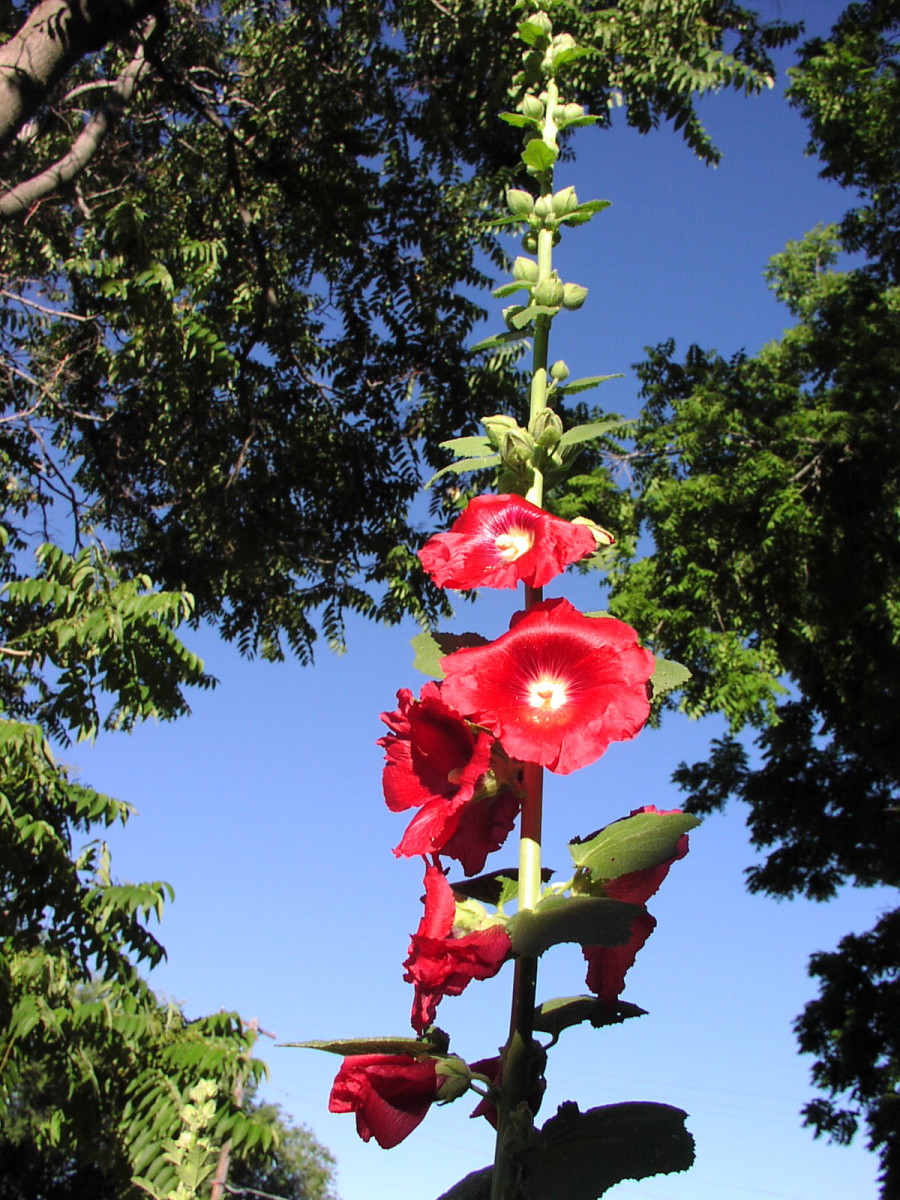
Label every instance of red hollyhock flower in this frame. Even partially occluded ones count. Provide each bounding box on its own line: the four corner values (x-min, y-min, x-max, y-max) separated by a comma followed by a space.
440, 598, 655, 775
468, 1051, 547, 1129
380, 684, 519, 873
418, 494, 596, 590
404, 863, 512, 1034
583, 806, 690, 1008
328, 1054, 442, 1148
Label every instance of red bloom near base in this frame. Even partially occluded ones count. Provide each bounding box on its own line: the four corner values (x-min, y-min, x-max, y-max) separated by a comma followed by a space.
404, 863, 512, 1034
418, 493, 596, 590
329, 1054, 442, 1148
440, 597, 655, 775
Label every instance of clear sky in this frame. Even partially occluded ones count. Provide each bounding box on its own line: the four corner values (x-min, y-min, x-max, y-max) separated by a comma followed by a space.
71, 3, 894, 1199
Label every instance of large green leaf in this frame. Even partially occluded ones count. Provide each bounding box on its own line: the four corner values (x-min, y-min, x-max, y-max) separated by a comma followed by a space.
532, 996, 647, 1039
568, 811, 700, 884
507, 896, 638, 957
282, 1036, 437, 1057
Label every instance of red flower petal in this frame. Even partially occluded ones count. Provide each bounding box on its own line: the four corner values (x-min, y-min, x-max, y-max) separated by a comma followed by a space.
583, 909, 657, 1009
440, 598, 655, 774
404, 865, 512, 1034
418, 494, 596, 590
379, 683, 494, 813
329, 1054, 440, 1148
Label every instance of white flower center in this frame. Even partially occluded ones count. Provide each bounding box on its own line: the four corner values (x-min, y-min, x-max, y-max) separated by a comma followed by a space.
494, 526, 534, 562
527, 677, 568, 711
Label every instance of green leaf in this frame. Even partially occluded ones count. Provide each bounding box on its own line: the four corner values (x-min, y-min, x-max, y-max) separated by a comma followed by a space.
450, 868, 554, 908
507, 896, 639, 957
424, 455, 501, 488
282, 1036, 437, 1057
470, 331, 529, 354
410, 630, 490, 678
568, 811, 701, 884
520, 1101, 695, 1199
533, 996, 647, 1039
499, 112, 540, 129
521, 141, 558, 173
439, 435, 495, 459
517, 20, 550, 46
557, 417, 629, 450
649, 656, 692, 699
556, 375, 623, 396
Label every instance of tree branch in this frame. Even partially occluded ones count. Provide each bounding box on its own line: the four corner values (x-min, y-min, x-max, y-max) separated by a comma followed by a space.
0, 17, 156, 219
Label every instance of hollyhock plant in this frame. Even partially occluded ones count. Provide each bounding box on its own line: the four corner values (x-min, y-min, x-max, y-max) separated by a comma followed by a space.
380, 683, 521, 872
328, 1054, 447, 1148
404, 862, 512, 1034
418, 493, 597, 590
440, 597, 655, 775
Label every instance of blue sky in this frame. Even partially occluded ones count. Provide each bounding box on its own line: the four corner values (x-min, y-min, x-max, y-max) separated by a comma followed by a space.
70, 3, 895, 1198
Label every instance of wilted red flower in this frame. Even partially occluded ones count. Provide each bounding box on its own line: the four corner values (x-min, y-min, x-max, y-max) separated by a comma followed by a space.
328, 1054, 442, 1148
468, 1048, 547, 1129
404, 863, 512, 1034
418, 494, 596, 590
583, 806, 690, 1008
440, 598, 655, 775
380, 684, 519, 873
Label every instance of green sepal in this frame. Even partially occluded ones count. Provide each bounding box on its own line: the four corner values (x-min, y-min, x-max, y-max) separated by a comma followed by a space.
555, 374, 623, 396
410, 630, 490, 679
283, 1036, 438, 1057
521, 141, 558, 173
424, 454, 501, 488
568, 810, 701, 885
470, 330, 529, 354
561, 200, 612, 228
649, 656, 692, 699
533, 996, 647, 1039
499, 112, 541, 129
450, 868, 555, 909
507, 896, 639, 957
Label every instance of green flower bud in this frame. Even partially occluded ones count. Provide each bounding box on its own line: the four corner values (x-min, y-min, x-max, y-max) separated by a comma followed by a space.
435, 1056, 473, 1103
501, 428, 535, 469
533, 195, 552, 219
482, 413, 520, 448
550, 359, 570, 382
520, 93, 544, 120
526, 10, 553, 34
562, 103, 585, 121
521, 231, 539, 253
512, 256, 539, 283
531, 276, 565, 306
551, 186, 578, 217
561, 283, 588, 309
506, 188, 535, 217
530, 407, 564, 446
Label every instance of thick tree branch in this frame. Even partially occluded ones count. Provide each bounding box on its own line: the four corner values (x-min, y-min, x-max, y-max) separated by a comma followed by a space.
0, 0, 163, 152
0, 18, 155, 219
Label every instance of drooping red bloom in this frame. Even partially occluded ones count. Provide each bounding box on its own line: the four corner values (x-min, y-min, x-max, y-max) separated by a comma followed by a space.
468, 1050, 547, 1129
404, 863, 512, 1034
328, 1054, 442, 1148
583, 806, 690, 1008
379, 684, 520, 873
418, 494, 596, 590
440, 598, 655, 775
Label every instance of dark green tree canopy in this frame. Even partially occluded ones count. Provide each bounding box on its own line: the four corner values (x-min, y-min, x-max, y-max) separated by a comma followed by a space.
0, 0, 797, 660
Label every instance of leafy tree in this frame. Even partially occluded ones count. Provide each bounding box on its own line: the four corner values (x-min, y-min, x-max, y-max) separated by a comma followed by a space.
606, 2, 900, 1191
0, 0, 797, 661
0, 540, 278, 1196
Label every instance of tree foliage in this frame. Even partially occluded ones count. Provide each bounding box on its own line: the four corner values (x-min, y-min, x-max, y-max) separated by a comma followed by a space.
0, 0, 797, 661
608, 2, 900, 1190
